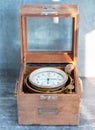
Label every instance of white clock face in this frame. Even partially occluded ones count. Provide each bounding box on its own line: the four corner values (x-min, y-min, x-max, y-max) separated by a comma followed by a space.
29, 67, 68, 89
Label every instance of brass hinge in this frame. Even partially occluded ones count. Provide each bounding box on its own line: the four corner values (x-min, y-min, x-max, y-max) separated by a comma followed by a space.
23, 55, 26, 63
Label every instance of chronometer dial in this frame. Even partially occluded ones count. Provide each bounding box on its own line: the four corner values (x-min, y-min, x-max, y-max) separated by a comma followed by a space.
29, 67, 68, 89
32, 71, 64, 86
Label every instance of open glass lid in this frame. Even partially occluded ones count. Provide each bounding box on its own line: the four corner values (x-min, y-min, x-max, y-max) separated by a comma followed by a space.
27, 17, 72, 51
20, 4, 79, 63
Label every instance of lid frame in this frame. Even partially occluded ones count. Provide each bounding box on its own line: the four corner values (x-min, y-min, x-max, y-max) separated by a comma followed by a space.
20, 4, 79, 65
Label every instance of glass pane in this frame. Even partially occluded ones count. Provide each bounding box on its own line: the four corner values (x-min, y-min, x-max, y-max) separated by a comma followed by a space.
27, 17, 72, 51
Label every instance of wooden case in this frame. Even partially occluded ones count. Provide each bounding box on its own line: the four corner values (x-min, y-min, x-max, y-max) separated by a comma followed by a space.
15, 4, 83, 125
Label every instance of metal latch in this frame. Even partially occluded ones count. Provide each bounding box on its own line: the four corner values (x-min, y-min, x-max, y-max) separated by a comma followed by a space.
40, 95, 58, 100
41, 6, 58, 15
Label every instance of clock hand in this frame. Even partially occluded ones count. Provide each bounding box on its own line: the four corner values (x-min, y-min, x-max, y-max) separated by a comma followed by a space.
49, 78, 61, 80
47, 78, 49, 84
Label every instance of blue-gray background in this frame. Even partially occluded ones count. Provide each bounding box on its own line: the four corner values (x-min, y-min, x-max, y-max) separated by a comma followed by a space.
0, 0, 95, 77
0, 1, 95, 130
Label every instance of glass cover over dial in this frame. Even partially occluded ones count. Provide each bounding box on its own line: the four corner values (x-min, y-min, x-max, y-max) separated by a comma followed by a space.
29, 67, 68, 89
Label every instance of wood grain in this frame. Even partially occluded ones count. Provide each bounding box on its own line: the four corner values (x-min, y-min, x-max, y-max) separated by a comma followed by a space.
16, 4, 80, 125
17, 94, 80, 125
16, 65, 81, 125
20, 4, 79, 64
20, 4, 78, 17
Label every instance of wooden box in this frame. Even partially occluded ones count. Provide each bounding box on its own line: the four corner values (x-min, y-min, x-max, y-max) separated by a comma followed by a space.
15, 4, 83, 125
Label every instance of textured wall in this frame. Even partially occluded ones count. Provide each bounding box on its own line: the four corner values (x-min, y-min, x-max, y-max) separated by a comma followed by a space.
0, 0, 95, 77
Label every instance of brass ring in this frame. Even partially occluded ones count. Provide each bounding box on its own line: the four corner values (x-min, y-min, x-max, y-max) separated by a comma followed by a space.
24, 74, 74, 94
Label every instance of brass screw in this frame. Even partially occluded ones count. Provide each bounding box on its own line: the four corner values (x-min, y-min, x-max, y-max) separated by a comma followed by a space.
67, 84, 74, 94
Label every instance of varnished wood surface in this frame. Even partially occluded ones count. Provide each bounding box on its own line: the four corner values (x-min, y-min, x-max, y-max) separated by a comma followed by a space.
15, 65, 81, 125
25, 52, 73, 63
17, 4, 80, 125
20, 4, 79, 17
17, 94, 80, 125
20, 4, 79, 64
